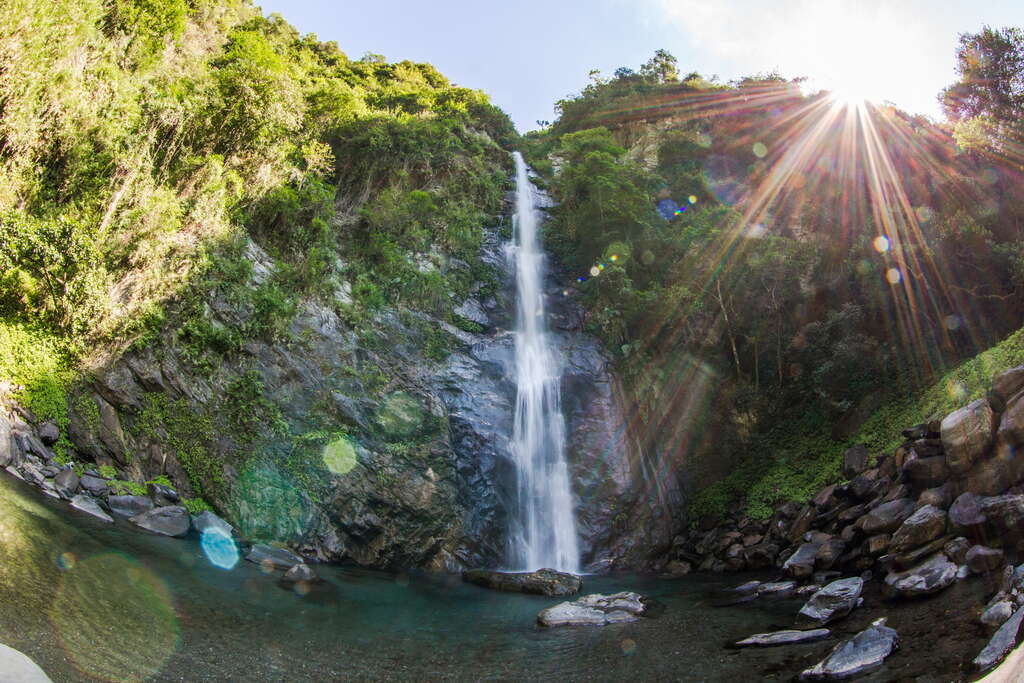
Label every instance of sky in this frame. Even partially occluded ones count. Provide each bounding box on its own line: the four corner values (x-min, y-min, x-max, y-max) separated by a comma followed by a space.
256, 0, 1024, 132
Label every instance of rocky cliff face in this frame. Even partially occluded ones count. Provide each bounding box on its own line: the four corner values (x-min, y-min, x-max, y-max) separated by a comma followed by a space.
56, 186, 667, 572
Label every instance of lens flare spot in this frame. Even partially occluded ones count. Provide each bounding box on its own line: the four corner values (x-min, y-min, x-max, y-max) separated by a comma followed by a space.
50, 553, 179, 681
752, 142, 767, 158
915, 205, 935, 223
856, 259, 873, 275
885, 268, 902, 284
201, 527, 239, 570
56, 551, 76, 570
260, 558, 276, 575
598, 263, 605, 271
562, 289, 569, 297
641, 250, 655, 265
577, 276, 587, 283
873, 236, 890, 253
621, 638, 637, 656
610, 254, 618, 262
945, 314, 962, 331
322, 437, 357, 476
589, 266, 600, 277
292, 581, 311, 596
656, 198, 679, 220
947, 379, 968, 401
688, 195, 697, 204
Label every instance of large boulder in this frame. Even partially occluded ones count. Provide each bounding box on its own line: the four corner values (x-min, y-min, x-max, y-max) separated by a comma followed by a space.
281, 563, 319, 584
147, 482, 180, 507
37, 421, 59, 446
53, 469, 79, 498
884, 553, 957, 598
903, 456, 950, 489
246, 544, 304, 570
797, 577, 864, 626
0, 643, 53, 683
861, 498, 915, 535
537, 592, 646, 627
980, 494, 1024, 542
799, 618, 898, 681
998, 390, 1024, 445
108, 494, 154, 519
463, 568, 582, 596
991, 366, 1024, 410
973, 606, 1024, 672
192, 510, 234, 537
0, 415, 12, 468
889, 505, 946, 553
967, 545, 1006, 574
941, 399, 995, 474
130, 505, 190, 537
79, 474, 108, 496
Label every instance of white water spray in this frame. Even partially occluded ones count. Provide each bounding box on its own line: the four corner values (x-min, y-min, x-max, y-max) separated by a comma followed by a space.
509, 152, 580, 573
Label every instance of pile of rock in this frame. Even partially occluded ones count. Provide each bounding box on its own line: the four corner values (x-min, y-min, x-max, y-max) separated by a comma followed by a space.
673, 365, 1024, 597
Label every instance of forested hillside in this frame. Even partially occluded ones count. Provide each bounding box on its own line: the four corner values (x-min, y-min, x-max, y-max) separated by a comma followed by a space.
523, 37, 1024, 519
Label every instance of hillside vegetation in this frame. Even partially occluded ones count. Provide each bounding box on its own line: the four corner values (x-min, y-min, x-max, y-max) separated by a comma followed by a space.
523, 41, 1024, 519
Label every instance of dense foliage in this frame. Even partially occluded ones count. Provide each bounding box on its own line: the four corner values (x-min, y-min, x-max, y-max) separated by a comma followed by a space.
525, 44, 1024, 519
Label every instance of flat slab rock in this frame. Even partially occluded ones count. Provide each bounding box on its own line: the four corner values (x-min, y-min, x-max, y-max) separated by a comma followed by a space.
735, 628, 831, 648
799, 618, 899, 681
537, 592, 646, 627
69, 494, 113, 523
797, 577, 864, 627
246, 544, 304, 570
973, 605, 1024, 672
884, 553, 957, 598
463, 568, 581, 597
130, 505, 190, 537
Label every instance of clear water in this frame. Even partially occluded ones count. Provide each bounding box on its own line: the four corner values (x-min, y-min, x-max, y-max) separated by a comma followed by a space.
508, 151, 580, 573
0, 468, 836, 682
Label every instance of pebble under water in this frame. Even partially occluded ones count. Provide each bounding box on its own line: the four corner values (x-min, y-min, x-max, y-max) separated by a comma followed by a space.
0, 475, 997, 682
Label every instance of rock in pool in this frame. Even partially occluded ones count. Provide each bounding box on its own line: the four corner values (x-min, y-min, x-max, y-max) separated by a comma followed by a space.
108, 494, 154, 519
973, 605, 1024, 672
462, 568, 582, 596
734, 628, 831, 648
799, 618, 899, 681
130, 505, 190, 537
281, 563, 319, 584
537, 592, 647, 627
797, 577, 864, 626
246, 543, 304, 570
69, 494, 113, 523
884, 553, 956, 598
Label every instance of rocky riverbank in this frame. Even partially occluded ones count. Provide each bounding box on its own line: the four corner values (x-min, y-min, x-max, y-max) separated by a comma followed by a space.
667, 364, 1024, 676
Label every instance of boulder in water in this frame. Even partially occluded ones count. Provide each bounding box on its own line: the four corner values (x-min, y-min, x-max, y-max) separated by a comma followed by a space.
70, 494, 113, 523
973, 605, 1024, 672
463, 568, 581, 596
281, 563, 319, 584
884, 553, 957, 598
130, 505, 190, 537
734, 628, 831, 648
246, 544, 304, 570
108, 494, 154, 519
799, 618, 898, 681
797, 577, 864, 626
537, 592, 646, 627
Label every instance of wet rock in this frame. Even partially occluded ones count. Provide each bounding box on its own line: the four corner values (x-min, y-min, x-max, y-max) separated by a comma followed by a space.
861, 498, 915, 535
967, 545, 1006, 574
734, 628, 831, 648
53, 469, 79, 498
944, 537, 972, 564
850, 469, 882, 500
661, 560, 692, 578
865, 534, 890, 556
941, 399, 995, 474
797, 577, 864, 626
981, 600, 1014, 630
192, 510, 234, 537
918, 483, 954, 509
37, 421, 59, 446
130, 505, 190, 537
246, 544, 304, 570
814, 539, 846, 570
784, 542, 823, 579
889, 504, 946, 553
108, 495, 154, 519
147, 482, 179, 506
884, 553, 957, 598
463, 568, 582, 597
788, 506, 816, 543
812, 484, 839, 511
842, 445, 870, 479
980, 494, 1024, 541
79, 474, 108, 496
965, 454, 1014, 496
537, 592, 646, 627
69, 494, 113, 523
973, 605, 1024, 672
281, 563, 319, 584
991, 366, 1024, 409
799, 618, 898, 681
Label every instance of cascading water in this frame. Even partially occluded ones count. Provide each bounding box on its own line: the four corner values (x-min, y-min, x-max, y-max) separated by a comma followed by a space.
508, 151, 580, 573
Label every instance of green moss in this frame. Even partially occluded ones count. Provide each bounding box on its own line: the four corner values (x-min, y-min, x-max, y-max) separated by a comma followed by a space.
98, 464, 117, 479
109, 479, 147, 496
0, 320, 74, 426
181, 497, 212, 515
134, 393, 222, 502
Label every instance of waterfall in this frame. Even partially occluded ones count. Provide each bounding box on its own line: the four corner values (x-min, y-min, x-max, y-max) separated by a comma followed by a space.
508, 151, 580, 573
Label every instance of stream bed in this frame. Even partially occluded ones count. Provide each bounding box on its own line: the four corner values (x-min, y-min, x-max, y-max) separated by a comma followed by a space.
0, 474, 995, 681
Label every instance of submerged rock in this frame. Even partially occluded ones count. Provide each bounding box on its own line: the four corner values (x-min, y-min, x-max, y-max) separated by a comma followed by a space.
757, 581, 797, 599
192, 510, 234, 537
246, 544, 304, 570
281, 563, 319, 584
973, 605, 1024, 672
108, 494, 154, 519
797, 577, 864, 626
462, 568, 581, 596
799, 618, 899, 681
735, 628, 831, 648
537, 592, 646, 627
70, 493, 113, 523
131, 505, 190, 537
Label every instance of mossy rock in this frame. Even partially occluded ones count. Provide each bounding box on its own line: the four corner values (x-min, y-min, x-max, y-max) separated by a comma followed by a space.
373, 391, 424, 439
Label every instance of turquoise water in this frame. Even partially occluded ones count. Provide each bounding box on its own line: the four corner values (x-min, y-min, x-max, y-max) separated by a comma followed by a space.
1, 474, 969, 682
